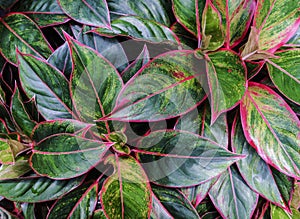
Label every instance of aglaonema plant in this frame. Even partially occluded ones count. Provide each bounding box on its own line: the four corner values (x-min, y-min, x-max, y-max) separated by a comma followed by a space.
0, 0, 299, 218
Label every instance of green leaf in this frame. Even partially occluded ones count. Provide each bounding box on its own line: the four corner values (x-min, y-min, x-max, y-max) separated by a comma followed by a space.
196, 198, 220, 219
31, 134, 110, 179
0, 176, 83, 202
105, 50, 206, 122
172, 0, 206, 37
21, 203, 35, 219
48, 182, 98, 219
240, 82, 300, 179
0, 139, 26, 164
18, 53, 74, 120
92, 210, 107, 219
92, 16, 179, 44
206, 50, 247, 122
0, 0, 18, 10
11, 88, 36, 137
121, 44, 150, 83
170, 22, 198, 49
212, 0, 255, 47
267, 49, 300, 105
209, 167, 258, 219
232, 115, 287, 208
253, 0, 300, 51
0, 207, 18, 219
57, 0, 110, 27
0, 159, 31, 180
271, 204, 292, 219
67, 37, 123, 133
286, 26, 300, 46
108, 0, 174, 26
201, 1, 224, 51
151, 185, 199, 219
0, 13, 52, 65
135, 130, 243, 187
101, 156, 151, 219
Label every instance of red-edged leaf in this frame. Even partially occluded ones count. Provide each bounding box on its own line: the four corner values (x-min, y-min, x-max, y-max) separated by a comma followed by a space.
103, 50, 206, 122
212, 0, 255, 48
253, 0, 300, 52
240, 82, 300, 179
0, 13, 52, 65
209, 167, 259, 219
205, 49, 247, 123
135, 130, 243, 187
232, 114, 288, 209
101, 156, 151, 219
57, 0, 111, 28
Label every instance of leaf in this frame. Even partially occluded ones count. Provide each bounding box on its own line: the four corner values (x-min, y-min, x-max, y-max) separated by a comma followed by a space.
201, 1, 224, 51
209, 167, 259, 219
92, 210, 107, 219
175, 101, 228, 147
0, 138, 26, 164
286, 26, 300, 46
0, 0, 17, 10
47, 182, 98, 219
0, 207, 18, 219
57, 0, 110, 27
0, 13, 52, 65
172, 0, 206, 37
135, 130, 243, 187
240, 82, 300, 178
92, 16, 179, 44
67, 36, 123, 133
47, 42, 72, 79
21, 203, 35, 219
0, 176, 83, 202
101, 156, 151, 219
196, 197, 221, 219
0, 159, 31, 179
206, 49, 247, 122
271, 204, 292, 219
104, 50, 206, 122
151, 185, 199, 219
170, 22, 198, 49
121, 44, 150, 83
267, 49, 300, 105
232, 114, 287, 209
18, 53, 74, 120
11, 88, 37, 137
212, 0, 255, 47
253, 0, 300, 52
31, 134, 110, 179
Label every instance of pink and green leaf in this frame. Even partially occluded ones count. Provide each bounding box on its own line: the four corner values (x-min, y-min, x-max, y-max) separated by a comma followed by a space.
240, 82, 300, 179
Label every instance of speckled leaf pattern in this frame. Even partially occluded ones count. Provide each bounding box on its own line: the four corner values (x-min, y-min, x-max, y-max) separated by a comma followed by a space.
92, 16, 179, 44
267, 49, 300, 105
18, 53, 74, 120
253, 0, 300, 51
212, 0, 255, 47
232, 115, 287, 209
271, 204, 292, 219
11, 89, 36, 137
31, 134, 110, 179
209, 167, 259, 219
101, 156, 151, 219
286, 26, 300, 46
108, 0, 173, 26
240, 82, 300, 179
58, 0, 110, 27
172, 0, 205, 37
151, 185, 199, 219
67, 37, 123, 133
135, 130, 243, 187
106, 50, 206, 122
48, 182, 98, 219
0, 13, 52, 64
206, 50, 247, 122
201, 1, 224, 51
0, 176, 83, 202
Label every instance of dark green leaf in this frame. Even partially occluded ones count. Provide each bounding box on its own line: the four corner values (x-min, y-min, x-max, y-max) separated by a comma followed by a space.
136, 130, 243, 187
21, 203, 35, 219
0, 207, 18, 219
0, 0, 17, 10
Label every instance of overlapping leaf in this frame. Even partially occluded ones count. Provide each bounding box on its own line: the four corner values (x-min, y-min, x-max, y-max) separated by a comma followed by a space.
267, 49, 300, 105
58, 0, 110, 27
101, 156, 151, 219
135, 130, 243, 187
206, 49, 247, 122
92, 16, 179, 44
0, 13, 52, 64
104, 50, 206, 122
0, 138, 26, 164
240, 82, 300, 178
0, 159, 31, 179
209, 167, 259, 219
